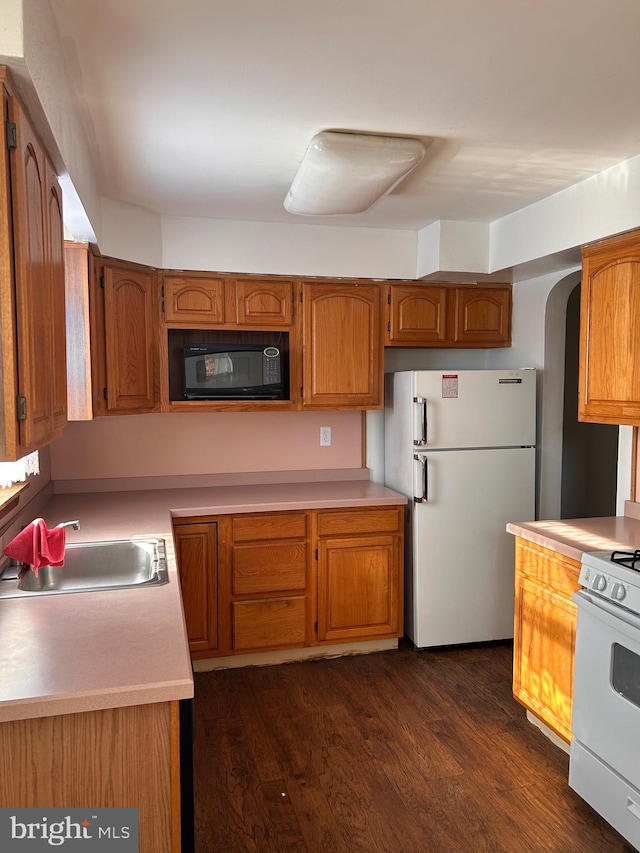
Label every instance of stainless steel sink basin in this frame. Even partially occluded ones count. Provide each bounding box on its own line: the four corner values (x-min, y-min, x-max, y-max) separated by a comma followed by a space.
0, 538, 168, 599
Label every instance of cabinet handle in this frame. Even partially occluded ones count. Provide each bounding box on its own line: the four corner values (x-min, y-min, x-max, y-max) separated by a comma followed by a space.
413, 396, 427, 446
413, 454, 428, 503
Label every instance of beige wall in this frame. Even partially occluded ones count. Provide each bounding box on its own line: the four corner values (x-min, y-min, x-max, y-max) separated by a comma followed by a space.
49, 411, 363, 482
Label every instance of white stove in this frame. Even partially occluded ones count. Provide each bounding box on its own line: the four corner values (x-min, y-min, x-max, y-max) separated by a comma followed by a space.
580, 549, 640, 614
569, 548, 640, 851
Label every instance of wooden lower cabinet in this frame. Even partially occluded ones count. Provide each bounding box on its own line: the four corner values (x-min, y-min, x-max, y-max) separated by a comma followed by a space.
316, 507, 403, 643
317, 534, 400, 642
174, 505, 404, 658
173, 521, 218, 653
512, 537, 581, 743
0, 701, 182, 853
227, 511, 309, 652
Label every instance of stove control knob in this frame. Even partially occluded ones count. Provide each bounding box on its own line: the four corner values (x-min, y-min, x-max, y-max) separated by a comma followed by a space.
593, 574, 607, 592
612, 583, 626, 601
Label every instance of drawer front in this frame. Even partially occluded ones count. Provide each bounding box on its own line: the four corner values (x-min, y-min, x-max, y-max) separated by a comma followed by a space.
515, 539, 581, 599
232, 512, 307, 542
232, 597, 306, 650
317, 508, 402, 538
232, 542, 306, 595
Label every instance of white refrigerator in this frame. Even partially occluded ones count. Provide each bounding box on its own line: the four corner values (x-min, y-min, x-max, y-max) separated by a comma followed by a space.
384, 369, 536, 648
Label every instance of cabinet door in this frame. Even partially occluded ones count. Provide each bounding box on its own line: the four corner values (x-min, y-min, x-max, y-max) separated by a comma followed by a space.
0, 79, 18, 460
317, 534, 400, 642
46, 162, 67, 434
512, 539, 580, 743
163, 275, 225, 324
10, 98, 54, 451
579, 232, 640, 424
173, 522, 218, 653
453, 286, 511, 345
234, 278, 294, 326
104, 264, 157, 413
65, 242, 94, 421
387, 284, 449, 344
302, 282, 382, 409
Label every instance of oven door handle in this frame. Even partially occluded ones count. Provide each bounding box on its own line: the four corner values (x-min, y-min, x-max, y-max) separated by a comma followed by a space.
573, 589, 640, 637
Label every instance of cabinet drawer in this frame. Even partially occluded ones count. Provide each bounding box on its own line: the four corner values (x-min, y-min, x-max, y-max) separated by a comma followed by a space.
232, 512, 306, 542
516, 539, 581, 599
232, 597, 306, 650
317, 508, 402, 537
232, 542, 306, 594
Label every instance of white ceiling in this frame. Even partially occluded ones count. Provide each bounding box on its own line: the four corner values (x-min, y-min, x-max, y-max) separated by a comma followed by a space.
48, 0, 640, 231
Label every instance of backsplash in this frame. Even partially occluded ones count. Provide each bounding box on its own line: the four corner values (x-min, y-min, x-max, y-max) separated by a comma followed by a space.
49, 411, 363, 481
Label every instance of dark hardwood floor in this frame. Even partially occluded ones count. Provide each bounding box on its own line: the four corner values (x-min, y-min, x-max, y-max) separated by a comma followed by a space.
193, 642, 634, 852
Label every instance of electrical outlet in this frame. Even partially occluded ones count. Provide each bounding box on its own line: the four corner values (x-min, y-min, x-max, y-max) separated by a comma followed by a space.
320, 426, 332, 446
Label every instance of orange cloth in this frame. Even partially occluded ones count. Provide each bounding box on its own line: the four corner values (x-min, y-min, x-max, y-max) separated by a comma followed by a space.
3, 518, 66, 574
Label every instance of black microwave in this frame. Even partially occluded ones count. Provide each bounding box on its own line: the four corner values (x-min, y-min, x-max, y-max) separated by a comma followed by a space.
183, 343, 288, 400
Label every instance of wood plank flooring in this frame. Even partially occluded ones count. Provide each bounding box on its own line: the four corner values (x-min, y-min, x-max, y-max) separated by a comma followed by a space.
193, 642, 635, 852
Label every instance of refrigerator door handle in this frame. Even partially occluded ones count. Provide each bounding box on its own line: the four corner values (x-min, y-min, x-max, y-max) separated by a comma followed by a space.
413, 454, 428, 502
413, 396, 427, 446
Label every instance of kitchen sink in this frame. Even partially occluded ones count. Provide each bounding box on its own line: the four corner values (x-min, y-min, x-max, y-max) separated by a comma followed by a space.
0, 538, 168, 599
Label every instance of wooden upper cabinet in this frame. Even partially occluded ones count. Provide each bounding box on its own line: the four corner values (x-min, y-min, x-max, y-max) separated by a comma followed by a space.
163, 275, 225, 325
387, 284, 449, 344
302, 281, 383, 409
103, 263, 157, 413
162, 274, 295, 328
384, 282, 511, 348
453, 286, 511, 345
9, 92, 66, 453
233, 278, 294, 326
46, 162, 67, 434
579, 230, 640, 424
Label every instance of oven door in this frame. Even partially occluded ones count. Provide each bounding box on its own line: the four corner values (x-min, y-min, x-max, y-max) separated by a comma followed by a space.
570, 590, 640, 848
571, 589, 640, 789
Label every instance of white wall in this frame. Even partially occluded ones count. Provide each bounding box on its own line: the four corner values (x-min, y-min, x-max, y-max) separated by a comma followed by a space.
490, 155, 640, 273
160, 215, 417, 279
0, 0, 101, 241
100, 198, 162, 267
0, 0, 22, 57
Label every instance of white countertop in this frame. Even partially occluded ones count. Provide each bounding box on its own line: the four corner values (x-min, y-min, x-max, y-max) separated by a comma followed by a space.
0, 479, 406, 723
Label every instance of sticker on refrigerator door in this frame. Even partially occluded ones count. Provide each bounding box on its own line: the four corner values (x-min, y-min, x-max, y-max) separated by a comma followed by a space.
498, 378, 522, 384
442, 375, 458, 398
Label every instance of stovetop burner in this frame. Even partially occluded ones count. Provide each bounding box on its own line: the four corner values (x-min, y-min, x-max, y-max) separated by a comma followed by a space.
610, 550, 640, 572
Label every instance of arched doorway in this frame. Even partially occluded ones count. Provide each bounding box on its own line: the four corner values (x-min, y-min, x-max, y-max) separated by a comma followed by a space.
540, 272, 619, 519
560, 283, 618, 517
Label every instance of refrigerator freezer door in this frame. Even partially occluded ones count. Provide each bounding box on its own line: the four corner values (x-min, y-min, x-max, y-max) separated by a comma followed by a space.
407, 446, 535, 648
411, 369, 536, 449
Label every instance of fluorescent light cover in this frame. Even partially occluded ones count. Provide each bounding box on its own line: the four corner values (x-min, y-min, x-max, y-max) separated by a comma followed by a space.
284, 131, 425, 216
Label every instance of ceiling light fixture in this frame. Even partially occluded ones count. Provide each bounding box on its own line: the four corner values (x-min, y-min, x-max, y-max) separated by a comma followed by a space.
284, 131, 426, 216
